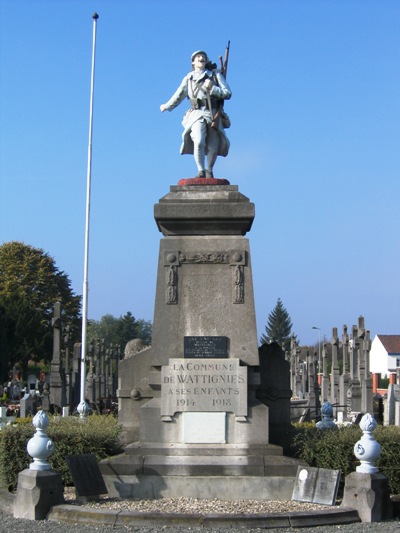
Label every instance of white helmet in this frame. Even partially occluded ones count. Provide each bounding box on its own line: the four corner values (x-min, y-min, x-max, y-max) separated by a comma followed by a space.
191, 50, 208, 62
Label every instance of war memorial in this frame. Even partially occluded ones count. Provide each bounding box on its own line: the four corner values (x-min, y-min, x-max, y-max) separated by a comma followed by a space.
99, 47, 305, 501
4, 45, 394, 527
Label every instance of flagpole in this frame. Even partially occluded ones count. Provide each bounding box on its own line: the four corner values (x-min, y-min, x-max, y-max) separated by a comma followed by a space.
78, 12, 99, 419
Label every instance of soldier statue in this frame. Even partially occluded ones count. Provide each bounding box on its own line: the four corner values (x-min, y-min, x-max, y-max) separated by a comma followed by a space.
160, 48, 232, 178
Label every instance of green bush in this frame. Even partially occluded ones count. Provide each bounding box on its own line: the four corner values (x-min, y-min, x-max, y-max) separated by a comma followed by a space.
0, 415, 123, 491
374, 425, 400, 494
290, 424, 400, 495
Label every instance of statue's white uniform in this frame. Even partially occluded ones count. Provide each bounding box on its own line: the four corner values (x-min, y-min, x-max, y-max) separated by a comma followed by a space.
163, 68, 232, 175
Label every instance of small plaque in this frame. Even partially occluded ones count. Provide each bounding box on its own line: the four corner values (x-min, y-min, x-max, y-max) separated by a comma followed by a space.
65, 454, 108, 498
292, 466, 340, 506
184, 336, 228, 358
314, 468, 341, 505
183, 412, 226, 443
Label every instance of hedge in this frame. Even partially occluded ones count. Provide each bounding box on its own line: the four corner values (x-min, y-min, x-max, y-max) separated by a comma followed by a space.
291, 424, 400, 495
0, 415, 123, 491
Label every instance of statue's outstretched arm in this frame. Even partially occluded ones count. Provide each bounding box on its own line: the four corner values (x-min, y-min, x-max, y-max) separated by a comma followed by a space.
160, 75, 188, 112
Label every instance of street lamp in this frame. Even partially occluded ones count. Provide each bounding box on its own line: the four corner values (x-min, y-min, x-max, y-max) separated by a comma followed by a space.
312, 326, 321, 372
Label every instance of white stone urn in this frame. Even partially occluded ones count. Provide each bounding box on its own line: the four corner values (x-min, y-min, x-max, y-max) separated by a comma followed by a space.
354, 413, 381, 474
26, 410, 54, 471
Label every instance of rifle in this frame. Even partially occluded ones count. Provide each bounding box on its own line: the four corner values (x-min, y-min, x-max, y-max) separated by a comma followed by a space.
211, 40, 230, 129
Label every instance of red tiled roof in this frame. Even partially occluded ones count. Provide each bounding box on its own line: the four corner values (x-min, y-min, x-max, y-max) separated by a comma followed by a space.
378, 335, 400, 354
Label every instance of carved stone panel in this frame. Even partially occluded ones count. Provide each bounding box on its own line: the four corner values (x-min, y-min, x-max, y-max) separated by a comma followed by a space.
161, 358, 247, 417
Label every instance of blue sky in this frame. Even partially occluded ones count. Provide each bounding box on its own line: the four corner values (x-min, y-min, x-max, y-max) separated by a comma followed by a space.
1, 0, 399, 346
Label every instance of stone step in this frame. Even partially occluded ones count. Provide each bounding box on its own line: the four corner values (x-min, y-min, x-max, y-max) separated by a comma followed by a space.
98, 469, 301, 501
101, 453, 305, 478
125, 442, 284, 457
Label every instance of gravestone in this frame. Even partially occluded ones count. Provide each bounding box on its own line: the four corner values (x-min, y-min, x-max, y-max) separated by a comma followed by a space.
330, 328, 340, 405
19, 393, 36, 418
27, 374, 37, 392
386, 384, 400, 425
66, 454, 108, 502
49, 301, 66, 410
257, 342, 292, 452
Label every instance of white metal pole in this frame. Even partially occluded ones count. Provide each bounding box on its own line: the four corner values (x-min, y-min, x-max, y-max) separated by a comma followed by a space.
78, 13, 99, 418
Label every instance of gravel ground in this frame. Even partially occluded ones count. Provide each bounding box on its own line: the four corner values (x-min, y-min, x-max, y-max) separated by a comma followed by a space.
64, 494, 334, 513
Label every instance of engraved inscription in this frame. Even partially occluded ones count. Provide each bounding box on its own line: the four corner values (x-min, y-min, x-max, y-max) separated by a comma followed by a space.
161, 358, 247, 417
184, 336, 228, 358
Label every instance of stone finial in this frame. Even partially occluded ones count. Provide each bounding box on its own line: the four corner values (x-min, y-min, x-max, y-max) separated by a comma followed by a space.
26, 410, 54, 470
354, 413, 381, 473
77, 400, 90, 420
316, 401, 336, 429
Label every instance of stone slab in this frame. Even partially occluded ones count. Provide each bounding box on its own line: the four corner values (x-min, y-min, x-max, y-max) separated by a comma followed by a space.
65, 454, 108, 498
314, 467, 341, 505
182, 412, 226, 443
292, 466, 340, 505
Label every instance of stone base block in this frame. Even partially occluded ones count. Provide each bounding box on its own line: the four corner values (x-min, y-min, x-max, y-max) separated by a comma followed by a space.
13, 469, 64, 520
341, 472, 393, 522
102, 473, 297, 501
100, 445, 307, 501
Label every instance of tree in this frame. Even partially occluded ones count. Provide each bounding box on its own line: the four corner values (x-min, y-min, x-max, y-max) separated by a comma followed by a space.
136, 318, 152, 346
0, 303, 10, 383
260, 298, 293, 350
88, 312, 152, 350
0, 241, 81, 376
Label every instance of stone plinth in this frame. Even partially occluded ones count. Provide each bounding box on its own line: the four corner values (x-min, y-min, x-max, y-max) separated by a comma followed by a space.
13, 469, 64, 520
341, 472, 392, 522
113, 183, 300, 499
154, 185, 254, 236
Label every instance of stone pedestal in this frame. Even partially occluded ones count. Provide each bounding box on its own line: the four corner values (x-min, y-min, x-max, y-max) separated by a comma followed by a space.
110, 184, 303, 499
341, 472, 392, 523
13, 469, 64, 520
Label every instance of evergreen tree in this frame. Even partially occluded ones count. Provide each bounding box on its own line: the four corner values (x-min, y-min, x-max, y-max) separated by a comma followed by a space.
260, 298, 293, 350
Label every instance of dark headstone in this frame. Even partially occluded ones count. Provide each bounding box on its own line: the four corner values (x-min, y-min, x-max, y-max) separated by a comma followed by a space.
292, 466, 340, 505
65, 454, 108, 500
257, 342, 292, 452
184, 336, 228, 358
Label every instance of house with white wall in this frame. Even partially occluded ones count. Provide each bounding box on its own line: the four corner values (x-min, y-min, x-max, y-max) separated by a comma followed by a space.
370, 334, 400, 378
